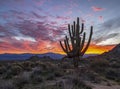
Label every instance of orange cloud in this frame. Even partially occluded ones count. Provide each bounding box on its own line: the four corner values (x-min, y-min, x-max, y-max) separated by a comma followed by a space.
92, 6, 105, 12
86, 44, 115, 54
0, 41, 116, 55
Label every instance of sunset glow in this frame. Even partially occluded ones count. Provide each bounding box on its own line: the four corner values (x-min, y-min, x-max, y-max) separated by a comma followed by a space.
0, 0, 120, 54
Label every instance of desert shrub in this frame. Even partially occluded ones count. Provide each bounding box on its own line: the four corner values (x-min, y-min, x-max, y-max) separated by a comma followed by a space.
5, 63, 12, 70
0, 65, 7, 74
60, 62, 73, 69
3, 65, 23, 79
30, 74, 43, 84
22, 61, 33, 71
32, 67, 42, 74
110, 62, 120, 68
90, 58, 109, 73
85, 71, 101, 83
45, 62, 58, 71
54, 70, 63, 77
0, 80, 15, 89
46, 73, 55, 80
33, 67, 56, 80
72, 78, 92, 89
32, 66, 50, 76
35, 61, 47, 70
11, 65, 23, 75
105, 68, 120, 82
91, 58, 109, 67
13, 72, 31, 89
30, 67, 43, 84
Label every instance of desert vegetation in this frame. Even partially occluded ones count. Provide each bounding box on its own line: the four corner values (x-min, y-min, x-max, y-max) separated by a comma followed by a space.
0, 54, 120, 89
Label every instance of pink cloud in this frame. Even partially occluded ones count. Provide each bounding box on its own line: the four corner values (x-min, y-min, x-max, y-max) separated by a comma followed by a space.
64, 10, 72, 15
92, 6, 105, 12
56, 16, 70, 20
50, 21, 57, 25
34, 0, 46, 6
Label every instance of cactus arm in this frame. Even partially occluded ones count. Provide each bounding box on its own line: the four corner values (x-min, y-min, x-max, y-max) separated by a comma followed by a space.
81, 26, 93, 56
76, 17, 80, 38
64, 40, 69, 53
65, 36, 71, 51
68, 24, 72, 38
73, 21, 76, 36
71, 25, 74, 36
68, 24, 74, 49
80, 32, 86, 51
80, 23, 84, 34
59, 41, 67, 53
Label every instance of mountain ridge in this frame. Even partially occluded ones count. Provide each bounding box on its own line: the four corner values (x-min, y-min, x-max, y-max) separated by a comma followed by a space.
0, 52, 98, 60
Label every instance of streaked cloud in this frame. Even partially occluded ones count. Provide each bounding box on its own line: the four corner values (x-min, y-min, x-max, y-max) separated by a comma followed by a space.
93, 16, 120, 45
92, 6, 105, 12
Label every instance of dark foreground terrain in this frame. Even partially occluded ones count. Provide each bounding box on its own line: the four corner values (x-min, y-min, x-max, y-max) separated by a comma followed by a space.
0, 44, 120, 89
0, 56, 120, 89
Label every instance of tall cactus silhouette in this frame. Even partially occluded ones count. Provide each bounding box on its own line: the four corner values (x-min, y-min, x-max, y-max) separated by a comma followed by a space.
59, 17, 93, 67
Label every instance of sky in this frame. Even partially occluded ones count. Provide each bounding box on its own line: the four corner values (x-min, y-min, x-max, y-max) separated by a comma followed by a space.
0, 0, 120, 54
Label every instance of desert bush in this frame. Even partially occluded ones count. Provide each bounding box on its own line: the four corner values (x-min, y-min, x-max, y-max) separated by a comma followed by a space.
0, 80, 15, 89
54, 70, 64, 77
0, 65, 7, 75
30, 67, 44, 84
105, 68, 120, 82
32, 67, 42, 74
90, 58, 109, 73
72, 78, 92, 89
85, 71, 101, 83
13, 72, 31, 89
3, 65, 23, 79
91, 58, 109, 67
45, 62, 58, 71
11, 65, 23, 75
46, 73, 55, 80
31, 75, 43, 84
60, 62, 73, 69
110, 62, 120, 68
35, 61, 48, 70
5, 63, 12, 69
32, 66, 49, 76
22, 61, 33, 71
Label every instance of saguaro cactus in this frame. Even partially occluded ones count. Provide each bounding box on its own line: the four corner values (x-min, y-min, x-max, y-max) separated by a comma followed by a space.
59, 17, 93, 67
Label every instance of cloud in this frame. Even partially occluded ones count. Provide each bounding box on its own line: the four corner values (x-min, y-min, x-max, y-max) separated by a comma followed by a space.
56, 16, 70, 20
31, 11, 47, 19
92, 6, 105, 12
64, 10, 72, 15
34, 0, 46, 6
13, 36, 36, 42
93, 16, 120, 45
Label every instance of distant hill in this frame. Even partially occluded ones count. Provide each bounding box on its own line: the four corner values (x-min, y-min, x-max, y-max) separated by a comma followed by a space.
0, 53, 64, 60
87, 43, 120, 60
102, 43, 120, 58
0, 52, 97, 61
